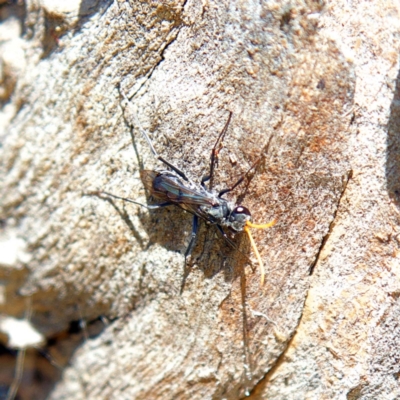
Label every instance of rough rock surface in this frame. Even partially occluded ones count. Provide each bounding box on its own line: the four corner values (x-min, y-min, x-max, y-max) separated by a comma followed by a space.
0, 0, 398, 399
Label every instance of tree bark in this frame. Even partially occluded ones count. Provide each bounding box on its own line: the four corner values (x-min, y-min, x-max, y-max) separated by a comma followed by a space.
0, 0, 398, 399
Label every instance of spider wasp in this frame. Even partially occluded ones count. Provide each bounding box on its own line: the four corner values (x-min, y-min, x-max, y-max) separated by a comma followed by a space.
97, 98, 276, 285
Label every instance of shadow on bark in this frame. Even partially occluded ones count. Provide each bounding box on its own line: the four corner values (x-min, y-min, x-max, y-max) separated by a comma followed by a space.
386, 67, 400, 206
1, 317, 106, 400
41, 0, 113, 59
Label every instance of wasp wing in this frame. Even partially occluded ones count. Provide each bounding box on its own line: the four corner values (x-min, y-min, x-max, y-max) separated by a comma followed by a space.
140, 170, 218, 218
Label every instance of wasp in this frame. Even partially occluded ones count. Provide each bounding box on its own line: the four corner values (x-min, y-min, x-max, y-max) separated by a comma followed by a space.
97, 99, 276, 285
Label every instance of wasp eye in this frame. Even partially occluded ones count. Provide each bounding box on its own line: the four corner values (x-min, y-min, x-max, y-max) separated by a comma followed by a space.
233, 206, 251, 217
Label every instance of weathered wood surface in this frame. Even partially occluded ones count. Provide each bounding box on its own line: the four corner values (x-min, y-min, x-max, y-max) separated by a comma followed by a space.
0, 0, 398, 399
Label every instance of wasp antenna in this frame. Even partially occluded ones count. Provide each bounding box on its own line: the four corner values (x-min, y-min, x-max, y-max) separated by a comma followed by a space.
244, 226, 265, 285
244, 218, 276, 285
246, 219, 277, 230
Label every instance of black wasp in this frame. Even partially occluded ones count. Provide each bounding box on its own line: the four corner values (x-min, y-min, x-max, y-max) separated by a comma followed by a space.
98, 98, 276, 285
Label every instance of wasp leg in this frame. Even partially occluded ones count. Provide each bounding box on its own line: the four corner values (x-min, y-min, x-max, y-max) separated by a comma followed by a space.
218, 158, 261, 197
201, 111, 232, 190
180, 215, 199, 294
89, 191, 172, 209
184, 215, 199, 261
216, 224, 237, 250
216, 225, 253, 268
218, 134, 274, 198
119, 90, 190, 182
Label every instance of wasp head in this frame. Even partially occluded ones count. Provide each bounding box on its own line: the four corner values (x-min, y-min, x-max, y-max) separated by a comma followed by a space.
229, 206, 252, 232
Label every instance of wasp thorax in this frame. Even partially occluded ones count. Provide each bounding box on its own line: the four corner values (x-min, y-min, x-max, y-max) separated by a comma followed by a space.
229, 206, 252, 232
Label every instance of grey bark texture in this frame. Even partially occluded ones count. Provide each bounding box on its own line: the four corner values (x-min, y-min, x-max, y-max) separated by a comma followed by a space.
0, 0, 399, 399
